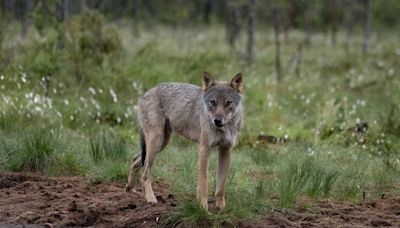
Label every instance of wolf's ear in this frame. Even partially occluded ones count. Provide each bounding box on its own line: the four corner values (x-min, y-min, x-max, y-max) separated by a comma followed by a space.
230, 73, 243, 93
202, 71, 216, 91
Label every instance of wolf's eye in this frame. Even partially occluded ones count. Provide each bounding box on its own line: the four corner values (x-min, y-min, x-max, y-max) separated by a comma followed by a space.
225, 101, 232, 107
209, 100, 217, 106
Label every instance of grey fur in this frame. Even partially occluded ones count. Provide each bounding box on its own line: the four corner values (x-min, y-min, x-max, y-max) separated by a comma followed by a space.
126, 72, 244, 210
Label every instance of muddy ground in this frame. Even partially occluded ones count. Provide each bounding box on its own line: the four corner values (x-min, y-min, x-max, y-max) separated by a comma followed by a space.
0, 172, 399, 227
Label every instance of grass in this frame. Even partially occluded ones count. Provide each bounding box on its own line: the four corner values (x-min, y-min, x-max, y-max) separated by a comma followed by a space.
88, 130, 131, 182
1, 127, 62, 172
0, 13, 399, 226
163, 200, 233, 227
277, 155, 338, 206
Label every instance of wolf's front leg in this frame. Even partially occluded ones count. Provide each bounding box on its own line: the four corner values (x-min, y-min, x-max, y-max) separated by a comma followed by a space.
215, 146, 231, 210
197, 140, 210, 210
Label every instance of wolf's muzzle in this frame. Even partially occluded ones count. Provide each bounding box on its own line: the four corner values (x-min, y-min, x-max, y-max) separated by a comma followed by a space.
213, 118, 224, 128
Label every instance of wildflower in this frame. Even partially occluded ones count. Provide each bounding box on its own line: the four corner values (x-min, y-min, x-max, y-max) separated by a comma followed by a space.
89, 87, 96, 95
109, 88, 118, 103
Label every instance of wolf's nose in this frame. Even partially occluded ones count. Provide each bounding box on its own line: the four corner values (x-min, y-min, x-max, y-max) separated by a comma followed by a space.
214, 119, 223, 127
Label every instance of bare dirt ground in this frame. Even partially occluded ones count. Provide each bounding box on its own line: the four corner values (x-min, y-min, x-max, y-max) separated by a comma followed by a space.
239, 197, 400, 228
0, 172, 177, 227
0, 172, 399, 228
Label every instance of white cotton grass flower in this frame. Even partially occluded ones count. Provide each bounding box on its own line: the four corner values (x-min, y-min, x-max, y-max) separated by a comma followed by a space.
307, 147, 315, 156
89, 87, 96, 95
388, 68, 394, 76
109, 88, 118, 103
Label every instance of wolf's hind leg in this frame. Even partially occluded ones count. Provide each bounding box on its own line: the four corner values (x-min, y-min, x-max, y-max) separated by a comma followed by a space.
125, 153, 142, 193
141, 131, 164, 203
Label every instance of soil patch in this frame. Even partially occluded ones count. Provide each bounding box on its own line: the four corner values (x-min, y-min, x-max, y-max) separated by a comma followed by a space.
239, 196, 400, 227
0, 172, 177, 227
1, 172, 399, 227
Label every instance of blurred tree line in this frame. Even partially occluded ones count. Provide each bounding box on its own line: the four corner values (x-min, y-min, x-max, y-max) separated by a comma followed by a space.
0, 0, 399, 82
1, 0, 399, 30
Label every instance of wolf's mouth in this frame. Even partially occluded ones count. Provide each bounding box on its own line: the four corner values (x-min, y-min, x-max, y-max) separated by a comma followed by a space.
214, 122, 224, 128
213, 119, 224, 128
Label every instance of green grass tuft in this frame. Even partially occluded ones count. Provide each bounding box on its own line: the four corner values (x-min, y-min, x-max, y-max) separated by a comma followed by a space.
5, 128, 62, 172
164, 200, 234, 228
277, 156, 339, 206
90, 160, 130, 183
89, 131, 129, 163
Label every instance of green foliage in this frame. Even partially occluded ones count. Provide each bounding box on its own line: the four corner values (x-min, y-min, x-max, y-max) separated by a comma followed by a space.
50, 151, 87, 176
0, 124, 84, 175
5, 128, 61, 172
373, 0, 400, 29
164, 200, 233, 228
334, 171, 364, 201
30, 38, 62, 77
0, 112, 19, 132
90, 160, 130, 183
66, 10, 122, 64
88, 130, 130, 182
249, 147, 276, 167
90, 137, 102, 164
32, 0, 58, 36
277, 156, 338, 206
89, 131, 128, 163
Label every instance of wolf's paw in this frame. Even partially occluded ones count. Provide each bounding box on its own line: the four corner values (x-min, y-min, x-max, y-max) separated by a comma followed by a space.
216, 196, 225, 211
125, 184, 132, 193
199, 197, 209, 210
145, 193, 158, 204
126, 185, 141, 195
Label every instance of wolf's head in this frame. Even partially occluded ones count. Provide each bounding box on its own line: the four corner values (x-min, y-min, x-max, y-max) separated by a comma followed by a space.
202, 71, 243, 128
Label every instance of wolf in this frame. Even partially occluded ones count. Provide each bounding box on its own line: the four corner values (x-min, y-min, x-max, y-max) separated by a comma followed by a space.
125, 71, 244, 210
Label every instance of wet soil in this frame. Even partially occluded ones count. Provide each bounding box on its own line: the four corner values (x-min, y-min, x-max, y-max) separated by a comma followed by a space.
0, 172, 399, 227
239, 196, 400, 228
0, 172, 177, 227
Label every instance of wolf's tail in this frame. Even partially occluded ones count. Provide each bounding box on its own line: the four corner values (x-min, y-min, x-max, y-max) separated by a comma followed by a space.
140, 128, 146, 167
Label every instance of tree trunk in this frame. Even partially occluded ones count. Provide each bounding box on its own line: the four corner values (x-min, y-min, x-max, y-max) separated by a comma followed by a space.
80, 0, 87, 12
1, 0, 5, 18
113, 0, 124, 20
86, 0, 102, 10
305, 0, 315, 46
273, 8, 282, 82
345, 0, 355, 50
246, 0, 256, 63
21, 0, 33, 37
330, 0, 339, 46
362, 0, 371, 54
203, 0, 212, 24
283, 1, 294, 43
56, 0, 68, 49
4, 0, 14, 18
225, 6, 241, 50
143, 0, 155, 16
131, 0, 140, 35
131, 0, 140, 17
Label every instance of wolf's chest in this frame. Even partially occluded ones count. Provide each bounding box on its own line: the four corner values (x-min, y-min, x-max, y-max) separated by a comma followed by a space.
208, 128, 237, 148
